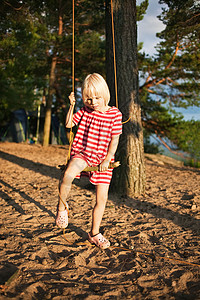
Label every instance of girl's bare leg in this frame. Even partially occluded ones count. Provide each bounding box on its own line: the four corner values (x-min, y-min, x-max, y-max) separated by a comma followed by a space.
58, 158, 87, 211
90, 184, 109, 236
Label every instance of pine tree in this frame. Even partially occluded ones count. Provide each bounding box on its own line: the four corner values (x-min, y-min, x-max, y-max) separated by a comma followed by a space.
106, 0, 146, 196
139, 0, 200, 149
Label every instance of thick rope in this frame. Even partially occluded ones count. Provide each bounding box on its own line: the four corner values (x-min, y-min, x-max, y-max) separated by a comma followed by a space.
58, 192, 69, 216
72, 0, 75, 94
66, 0, 130, 164
66, 0, 75, 163
110, 0, 118, 109
67, 0, 131, 165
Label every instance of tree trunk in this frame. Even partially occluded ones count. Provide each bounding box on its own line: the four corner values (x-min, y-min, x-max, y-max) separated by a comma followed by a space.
43, 57, 57, 147
43, 9, 63, 147
106, 0, 145, 196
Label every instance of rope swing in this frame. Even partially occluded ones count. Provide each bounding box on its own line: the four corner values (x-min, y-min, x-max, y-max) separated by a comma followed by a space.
66, 0, 75, 163
64, 0, 122, 170
110, 0, 118, 110
58, 1, 200, 270
64, 0, 131, 169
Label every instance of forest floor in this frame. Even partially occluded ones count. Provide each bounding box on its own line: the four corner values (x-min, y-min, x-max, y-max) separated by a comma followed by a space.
0, 142, 200, 300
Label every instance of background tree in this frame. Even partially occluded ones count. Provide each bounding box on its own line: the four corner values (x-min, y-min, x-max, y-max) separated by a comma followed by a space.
1, 0, 199, 164
0, 0, 106, 143
168, 120, 200, 164
0, 1, 47, 124
138, 0, 200, 152
106, 0, 146, 196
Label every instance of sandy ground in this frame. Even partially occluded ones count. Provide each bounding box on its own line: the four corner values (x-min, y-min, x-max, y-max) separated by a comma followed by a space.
0, 142, 199, 300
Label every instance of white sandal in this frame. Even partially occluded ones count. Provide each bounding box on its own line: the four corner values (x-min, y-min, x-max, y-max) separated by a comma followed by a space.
88, 233, 110, 249
56, 203, 69, 228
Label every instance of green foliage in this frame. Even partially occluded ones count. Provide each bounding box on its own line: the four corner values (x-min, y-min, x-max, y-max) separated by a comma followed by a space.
143, 129, 159, 154
168, 120, 200, 160
0, 0, 48, 116
144, 0, 200, 108
136, 0, 149, 21
0, 0, 106, 127
76, 32, 106, 81
138, 0, 200, 158
0, 0, 199, 161
185, 159, 200, 168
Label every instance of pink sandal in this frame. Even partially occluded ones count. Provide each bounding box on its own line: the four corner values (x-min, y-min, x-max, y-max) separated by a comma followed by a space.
56, 204, 69, 228
88, 233, 110, 249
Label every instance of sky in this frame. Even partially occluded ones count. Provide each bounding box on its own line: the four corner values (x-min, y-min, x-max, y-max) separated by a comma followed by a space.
137, 0, 165, 56
137, 0, 200, 121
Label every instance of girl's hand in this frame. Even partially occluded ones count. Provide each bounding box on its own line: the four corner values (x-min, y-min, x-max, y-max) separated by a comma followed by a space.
69, 92, 76, 106
99, 159, 110, 172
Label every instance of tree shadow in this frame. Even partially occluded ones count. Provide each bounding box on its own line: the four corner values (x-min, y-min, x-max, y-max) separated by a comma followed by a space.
0, 149, 95, 190
0, 187, 26, 215
1, 148, 199, 237
0, 150, 60, 180
0, 179, 55, 218
109, 193, 200, 236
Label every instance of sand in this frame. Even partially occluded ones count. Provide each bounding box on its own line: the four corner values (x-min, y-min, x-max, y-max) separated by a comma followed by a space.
0, 142, 199, 299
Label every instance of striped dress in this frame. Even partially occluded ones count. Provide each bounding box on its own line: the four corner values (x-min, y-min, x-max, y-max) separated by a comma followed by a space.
71, 106, 122, 185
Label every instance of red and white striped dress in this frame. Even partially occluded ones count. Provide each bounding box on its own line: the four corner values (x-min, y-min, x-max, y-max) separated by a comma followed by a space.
71, 106, 122, 185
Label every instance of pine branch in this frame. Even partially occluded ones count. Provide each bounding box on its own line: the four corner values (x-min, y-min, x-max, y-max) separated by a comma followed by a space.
4, 1, 23, 10
179, 13, 200, 25
165, 41, 179, 69
139, 41, 180, 91
154, 132, 186, 159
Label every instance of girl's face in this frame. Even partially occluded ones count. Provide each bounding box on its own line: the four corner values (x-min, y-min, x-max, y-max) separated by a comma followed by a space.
85, 96, 107, 112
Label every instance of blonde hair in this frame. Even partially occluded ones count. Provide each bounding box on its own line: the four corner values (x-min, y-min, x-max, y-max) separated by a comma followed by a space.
82, 73, 110, 105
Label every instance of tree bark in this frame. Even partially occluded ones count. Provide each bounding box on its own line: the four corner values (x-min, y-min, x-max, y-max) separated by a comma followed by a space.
43, 7, 63, 147
106, 0, 146, 196
43, 57, 57, 146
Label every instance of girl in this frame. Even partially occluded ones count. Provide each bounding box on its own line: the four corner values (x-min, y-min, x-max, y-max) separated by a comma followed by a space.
56, 73, 122, 249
